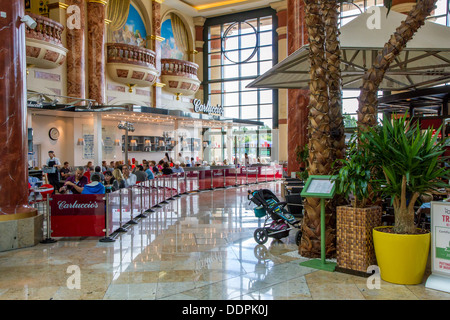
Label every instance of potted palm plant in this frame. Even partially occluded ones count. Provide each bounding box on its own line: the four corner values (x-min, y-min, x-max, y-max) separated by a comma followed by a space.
361, 114, 450, 284
333, 133, 383, 275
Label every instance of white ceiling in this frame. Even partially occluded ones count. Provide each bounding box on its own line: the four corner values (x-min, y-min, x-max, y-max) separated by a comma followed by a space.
163, 0, 274, 18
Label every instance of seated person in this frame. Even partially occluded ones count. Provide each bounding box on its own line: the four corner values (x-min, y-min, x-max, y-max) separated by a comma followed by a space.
103, 170, 119, 193
122, 164, 137, 187
60, 167, 88, 194
161, 162, 173, 175
81, 174, 105, 195
172, 161, 184, 174
90, 166, 105, 182
143, 163, 154, 180
134, 165, 148, 183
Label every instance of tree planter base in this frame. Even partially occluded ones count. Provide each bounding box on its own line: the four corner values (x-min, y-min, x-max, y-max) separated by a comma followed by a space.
373, 226, 430, 285
336, 205, 382, 275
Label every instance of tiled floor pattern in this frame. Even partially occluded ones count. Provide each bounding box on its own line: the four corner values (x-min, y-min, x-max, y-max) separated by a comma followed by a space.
0, 182, 449, 300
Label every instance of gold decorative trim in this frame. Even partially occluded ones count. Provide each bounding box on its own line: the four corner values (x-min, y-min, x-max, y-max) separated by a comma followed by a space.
48, 2, 69, 10
105, 18, 112, 25
88, 0, 108, 6
190, 50, 199, 55
153, 82, 166, 88
150, 35, 165, 42
0, 210, 37, 222
391, 3, 416, 14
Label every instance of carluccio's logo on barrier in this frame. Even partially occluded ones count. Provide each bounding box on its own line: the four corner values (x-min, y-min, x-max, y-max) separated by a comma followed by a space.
193, 99, 224, 117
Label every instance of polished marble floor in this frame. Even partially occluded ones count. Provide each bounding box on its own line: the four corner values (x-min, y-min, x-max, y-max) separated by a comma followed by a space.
0, 182, 449, 300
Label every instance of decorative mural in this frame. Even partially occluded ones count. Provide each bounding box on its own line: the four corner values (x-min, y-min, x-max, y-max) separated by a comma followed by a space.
111, 4, 147, 48
161, 18, 185, 60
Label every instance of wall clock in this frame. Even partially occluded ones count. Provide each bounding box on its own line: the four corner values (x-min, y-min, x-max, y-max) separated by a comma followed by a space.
49, 127, 60, 141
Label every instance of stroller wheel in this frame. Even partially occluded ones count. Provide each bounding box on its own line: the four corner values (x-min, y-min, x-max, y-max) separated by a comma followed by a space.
254, 245, 269, 260
295, 229, 302, 246
254, 228, 269, 245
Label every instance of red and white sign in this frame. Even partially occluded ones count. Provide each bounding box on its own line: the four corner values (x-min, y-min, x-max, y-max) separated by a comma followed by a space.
50, 194, 112, 237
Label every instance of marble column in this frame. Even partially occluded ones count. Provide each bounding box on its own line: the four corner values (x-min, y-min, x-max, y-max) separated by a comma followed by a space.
0, 0, 37, 219
271, 1, 288, 163
287, 0, 309, 175
66, 0, 86, 102
194, 16, 206, 101
150, 0, 163, 108
87, 0, 107, 105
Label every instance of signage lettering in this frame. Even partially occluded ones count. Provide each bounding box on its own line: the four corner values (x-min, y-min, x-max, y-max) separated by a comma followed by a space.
193, 99, 224, 117
57, 200, 99, 210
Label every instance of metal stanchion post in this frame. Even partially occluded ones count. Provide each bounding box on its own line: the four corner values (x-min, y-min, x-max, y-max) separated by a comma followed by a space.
167, 174, 175, 201
116, 188, 127, 232
153, 177, 162, 208
160, 175, 169, 204
223, 169, 227, 188
127, 187, 138, 224
209, 169, 214, 190
40, 196, 57, 243
174, 173, 181, 198
183, 171, 188, 195
100, 193, 115, 242
136, 183, 148, 218
146, 180, 156, 213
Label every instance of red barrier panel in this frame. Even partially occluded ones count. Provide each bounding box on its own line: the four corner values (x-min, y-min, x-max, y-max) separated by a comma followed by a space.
51, 194, 111, 237
224, 168, 236, 187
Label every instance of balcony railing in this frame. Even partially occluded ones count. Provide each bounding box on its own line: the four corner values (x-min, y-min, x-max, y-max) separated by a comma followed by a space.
25, 12, 67, 70
106, 43, 158, 89
25, 12, 64, 46
160, 59, 201, 98
107, 43, 156, 68
161, 59, 199, 79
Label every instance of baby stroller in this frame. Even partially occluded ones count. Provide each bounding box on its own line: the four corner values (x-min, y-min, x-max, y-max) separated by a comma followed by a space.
248, 189, 302, 246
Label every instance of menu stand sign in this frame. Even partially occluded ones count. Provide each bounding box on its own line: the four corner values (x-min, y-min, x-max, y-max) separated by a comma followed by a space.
300, 175, 337, 272
426, 202, 450, 293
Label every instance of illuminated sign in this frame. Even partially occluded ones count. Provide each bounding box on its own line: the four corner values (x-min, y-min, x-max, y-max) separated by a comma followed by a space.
193, 99, 224, 117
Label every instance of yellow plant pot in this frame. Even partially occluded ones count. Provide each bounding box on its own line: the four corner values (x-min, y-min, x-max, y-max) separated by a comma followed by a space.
373, 226, 430, 285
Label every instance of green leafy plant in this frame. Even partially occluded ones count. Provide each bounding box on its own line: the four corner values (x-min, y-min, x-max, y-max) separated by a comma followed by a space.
361, 114, 450, 234
295, 144, 309, 181
333, 132, 380, 208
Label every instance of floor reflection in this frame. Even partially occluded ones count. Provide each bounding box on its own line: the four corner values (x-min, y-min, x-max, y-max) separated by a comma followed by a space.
0, 182, 449, 300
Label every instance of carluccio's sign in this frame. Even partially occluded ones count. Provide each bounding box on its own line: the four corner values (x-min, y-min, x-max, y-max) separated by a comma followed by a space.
193, 99, 224, 117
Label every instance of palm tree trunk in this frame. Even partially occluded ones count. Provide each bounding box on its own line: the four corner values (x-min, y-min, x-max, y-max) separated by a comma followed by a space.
300, 0, 344, 258
324, 0, 346, 254
357, 0, 437, 130
324, 0, 345, 163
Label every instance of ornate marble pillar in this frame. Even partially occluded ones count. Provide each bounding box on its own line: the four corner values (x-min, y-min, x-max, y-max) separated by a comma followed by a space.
287, 0, 309, 175
66, 0, 86, 102
271, 1, 288, 163
87, 0, 107, 105
194, 16, 206, 101
150, 0, 163, 108
0, 0, 37, 219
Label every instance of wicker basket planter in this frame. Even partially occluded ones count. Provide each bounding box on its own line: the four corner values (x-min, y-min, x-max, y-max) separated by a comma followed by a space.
336, 205, 382, 276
